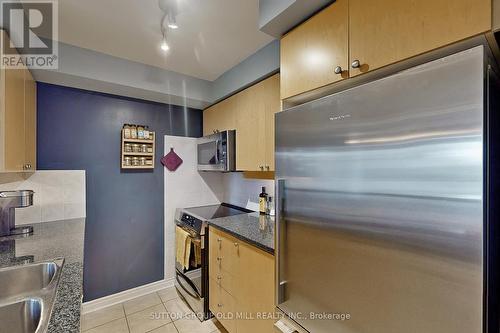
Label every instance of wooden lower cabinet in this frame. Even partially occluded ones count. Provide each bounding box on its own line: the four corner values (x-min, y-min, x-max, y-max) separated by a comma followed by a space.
209, 227, 275, 333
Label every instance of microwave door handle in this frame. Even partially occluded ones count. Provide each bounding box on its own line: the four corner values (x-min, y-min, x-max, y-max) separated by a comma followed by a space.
215, 139, 220, 164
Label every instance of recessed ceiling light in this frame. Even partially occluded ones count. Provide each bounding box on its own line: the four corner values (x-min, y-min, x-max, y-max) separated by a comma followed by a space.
168, 23, 178, 29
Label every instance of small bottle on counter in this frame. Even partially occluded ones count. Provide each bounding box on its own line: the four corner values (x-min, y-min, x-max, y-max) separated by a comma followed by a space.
259, 187, 268, 215
266, 196, 272, 215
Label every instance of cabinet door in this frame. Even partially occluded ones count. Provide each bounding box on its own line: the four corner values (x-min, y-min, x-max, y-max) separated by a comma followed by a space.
280, 0, 348, 100
203, 95, 236, 136
263, 74, 280, 171
4, 66, 25, 172
236, 241, 275, 333
235, 81, 266, 171
24, 69, 36, 171
349, 0, 491, 76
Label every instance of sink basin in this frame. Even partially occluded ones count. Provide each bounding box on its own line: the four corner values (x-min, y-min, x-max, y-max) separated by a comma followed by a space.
0, 262, 57, 299
0, 259, 64, 333
0, 299, 42, 333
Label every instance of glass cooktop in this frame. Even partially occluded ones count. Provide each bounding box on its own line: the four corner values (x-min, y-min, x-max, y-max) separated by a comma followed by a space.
183, 203, 251, 220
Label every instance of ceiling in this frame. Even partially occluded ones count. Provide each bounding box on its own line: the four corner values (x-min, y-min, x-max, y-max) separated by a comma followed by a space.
56, 0, 274, 81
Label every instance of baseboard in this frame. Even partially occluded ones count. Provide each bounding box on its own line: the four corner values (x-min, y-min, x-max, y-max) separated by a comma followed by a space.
82, 278, 175, 314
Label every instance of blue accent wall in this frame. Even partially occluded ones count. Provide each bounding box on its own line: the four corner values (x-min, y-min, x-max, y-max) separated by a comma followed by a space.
36, 83, 202, 301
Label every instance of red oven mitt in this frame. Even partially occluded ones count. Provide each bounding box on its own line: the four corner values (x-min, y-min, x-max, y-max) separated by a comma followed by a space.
161, 148, 183, 171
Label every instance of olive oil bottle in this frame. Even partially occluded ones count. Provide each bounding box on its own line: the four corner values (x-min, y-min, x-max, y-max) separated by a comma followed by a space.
259, 187, 268, 215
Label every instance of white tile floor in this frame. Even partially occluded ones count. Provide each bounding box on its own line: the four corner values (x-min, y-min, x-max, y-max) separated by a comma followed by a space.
81, 287, 227, 333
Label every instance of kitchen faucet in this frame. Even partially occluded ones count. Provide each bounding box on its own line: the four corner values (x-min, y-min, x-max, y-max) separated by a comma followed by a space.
0, 190, 34, 237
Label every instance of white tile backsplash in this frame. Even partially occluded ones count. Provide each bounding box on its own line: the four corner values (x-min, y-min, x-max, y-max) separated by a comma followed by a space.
0, 170, 86, 225
221, 172, 274, 209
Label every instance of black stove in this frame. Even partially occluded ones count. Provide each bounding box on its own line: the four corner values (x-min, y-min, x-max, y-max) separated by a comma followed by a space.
184, 203, 251, 220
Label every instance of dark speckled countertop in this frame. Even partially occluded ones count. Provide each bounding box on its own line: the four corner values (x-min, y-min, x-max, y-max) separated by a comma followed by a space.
0, 218, 85, 333
209, 212, 274, 254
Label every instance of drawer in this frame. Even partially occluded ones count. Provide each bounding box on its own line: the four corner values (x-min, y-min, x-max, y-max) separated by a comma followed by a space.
209, 277, 237, 333
209, 228, 241, 276
210, 268, 236, 297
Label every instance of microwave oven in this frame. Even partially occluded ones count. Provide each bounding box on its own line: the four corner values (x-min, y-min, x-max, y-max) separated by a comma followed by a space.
197, 130, 236, 172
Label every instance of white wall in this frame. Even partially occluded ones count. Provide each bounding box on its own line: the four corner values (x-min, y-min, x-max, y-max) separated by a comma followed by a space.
0, 170, 86, 225
164, 135, 224, 280
221, 173, 274, 209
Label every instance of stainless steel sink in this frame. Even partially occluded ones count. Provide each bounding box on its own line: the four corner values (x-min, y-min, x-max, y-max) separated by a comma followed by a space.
0, 299, 41, 333
0, 262, 57, 299
0, 259, 64, 333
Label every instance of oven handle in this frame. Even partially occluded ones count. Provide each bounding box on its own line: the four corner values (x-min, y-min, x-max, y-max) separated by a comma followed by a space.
176, 270, 201, 300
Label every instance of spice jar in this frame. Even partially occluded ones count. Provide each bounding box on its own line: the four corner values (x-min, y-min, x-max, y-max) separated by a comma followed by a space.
132, 144, 140, 153
131, 125, 137, 139
144, 126, 150, 140
124, 157, 131, 166
124, 143, 132, 152
147, 146, 153, 153
137, 125, 145, 139
146, 159, 153, 166
132, 157, 140, 166
140, 157, 146, 166
123, 124, 131, 139
141, 144, 148, 153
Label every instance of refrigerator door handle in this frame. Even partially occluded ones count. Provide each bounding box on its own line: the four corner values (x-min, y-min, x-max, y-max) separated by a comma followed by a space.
276, 179, 286, 306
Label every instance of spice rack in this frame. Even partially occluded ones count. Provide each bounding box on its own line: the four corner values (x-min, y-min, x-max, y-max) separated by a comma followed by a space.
121, 126, 155, 169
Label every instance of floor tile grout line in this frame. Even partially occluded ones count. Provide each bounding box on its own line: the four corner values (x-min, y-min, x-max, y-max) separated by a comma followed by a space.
123, 303, 132, 333
81, 316, 127, 332
124, 300, 163, 316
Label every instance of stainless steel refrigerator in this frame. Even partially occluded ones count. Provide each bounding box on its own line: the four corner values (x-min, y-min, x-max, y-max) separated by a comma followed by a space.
275, 44, 500, 333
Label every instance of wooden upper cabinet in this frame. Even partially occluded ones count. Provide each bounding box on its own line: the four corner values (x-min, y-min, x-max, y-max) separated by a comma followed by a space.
203, 95, 237, 136
236, 74, 280, 171
24, 69, 36, 170
0, 30, 37, 173
203, 74, 280, 172
4, 65, 26, 172
280, 0, 348, 100
235, 83, 266, 171
263, 74, 280, 171
349, 0, 492, 76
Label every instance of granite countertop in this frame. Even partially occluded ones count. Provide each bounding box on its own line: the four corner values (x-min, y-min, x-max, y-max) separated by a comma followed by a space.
209, 212, 274, 254
0, 218, 85, 333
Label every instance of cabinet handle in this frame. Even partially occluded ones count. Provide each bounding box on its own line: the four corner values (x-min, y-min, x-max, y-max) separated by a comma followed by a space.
217, 238, 222, 242
351, 60, 361, 69
259, 165, 264, 171
234, 242, 238, 247
265, 165, 270, 171
217, 303, 223, 308
217, 257, 222, 261
334, 66, 343, 74
217, 276, 222, 280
